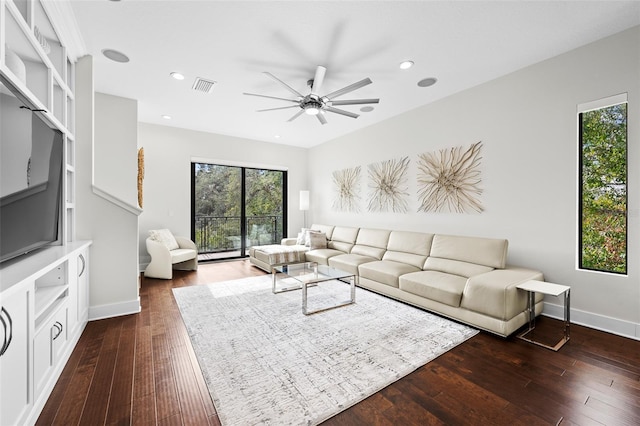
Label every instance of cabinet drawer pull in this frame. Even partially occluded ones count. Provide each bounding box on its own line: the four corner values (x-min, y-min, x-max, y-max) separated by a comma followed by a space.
0, 313, 6, 355
0, 307, 13, 356
52, 321, 63, 340
78, 253, 86, 277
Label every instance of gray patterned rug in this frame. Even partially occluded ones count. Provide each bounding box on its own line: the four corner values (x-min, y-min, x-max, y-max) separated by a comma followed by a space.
173, 275, 478, 425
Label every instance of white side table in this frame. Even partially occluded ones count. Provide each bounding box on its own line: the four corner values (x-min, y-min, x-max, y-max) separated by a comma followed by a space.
516, 280, 570, 351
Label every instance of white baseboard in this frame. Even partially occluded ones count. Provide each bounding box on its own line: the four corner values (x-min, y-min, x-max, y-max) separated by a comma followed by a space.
89, 297, 141, 321
543, 302, 640, 341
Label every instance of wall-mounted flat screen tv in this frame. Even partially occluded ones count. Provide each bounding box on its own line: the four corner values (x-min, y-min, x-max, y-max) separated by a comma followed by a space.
0, 79, 64, 264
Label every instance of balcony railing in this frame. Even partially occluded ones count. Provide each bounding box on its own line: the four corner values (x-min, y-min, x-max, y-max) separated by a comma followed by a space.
194, 215, 283, 254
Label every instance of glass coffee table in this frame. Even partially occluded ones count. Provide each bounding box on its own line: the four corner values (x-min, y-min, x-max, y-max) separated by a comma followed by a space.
272, 262, 356, 315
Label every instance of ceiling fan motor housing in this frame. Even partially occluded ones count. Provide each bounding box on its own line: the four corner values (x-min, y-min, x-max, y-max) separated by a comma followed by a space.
243, 65, 378, 123
302, 94, 323, 114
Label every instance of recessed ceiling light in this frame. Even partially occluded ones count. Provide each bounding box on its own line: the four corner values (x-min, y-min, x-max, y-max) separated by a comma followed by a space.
274, 135, 280, 139
170, 72, 185, 80
417, 77, 438, 88
360, 106, 374, 113
161, 115, 172, 120
399, 60, 414, 70
101, 48, 129, 63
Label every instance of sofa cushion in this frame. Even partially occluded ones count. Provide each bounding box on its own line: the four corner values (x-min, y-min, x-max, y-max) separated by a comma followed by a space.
149, 229, 179, 250
358, 260, 421, 288
399, 271, 467, 307
424, 257, 494, 278
349, 228, 390, 260
430, 234, 508, 269
171, 248, 198, 264
305, 248, 344, 265
327, 226, 359, 253
382, 231, 434, 268
328, 254, 377, 275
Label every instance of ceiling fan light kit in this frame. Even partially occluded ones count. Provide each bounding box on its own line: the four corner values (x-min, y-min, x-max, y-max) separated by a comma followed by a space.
244, 65, 379, 125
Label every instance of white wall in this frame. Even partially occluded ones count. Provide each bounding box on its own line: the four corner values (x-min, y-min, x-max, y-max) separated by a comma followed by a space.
137, 123, 308, 265
75, 56, 141, 319
308, 27, 640, 338
94, 93, 139, 208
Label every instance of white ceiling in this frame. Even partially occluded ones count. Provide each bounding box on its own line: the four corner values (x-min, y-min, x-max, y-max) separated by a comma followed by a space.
69, 0, 640, 148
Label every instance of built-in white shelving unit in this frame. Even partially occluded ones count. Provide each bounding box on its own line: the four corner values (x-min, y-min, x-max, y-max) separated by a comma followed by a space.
1, 0, 76, 242
0, 1, 90, 424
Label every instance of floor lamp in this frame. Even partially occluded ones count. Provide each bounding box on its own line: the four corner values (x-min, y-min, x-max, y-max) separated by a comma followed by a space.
299, 190, 310, 228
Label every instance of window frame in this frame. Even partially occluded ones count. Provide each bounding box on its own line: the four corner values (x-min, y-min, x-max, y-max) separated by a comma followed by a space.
577, 93, 628, 275
190, 160, 288, 261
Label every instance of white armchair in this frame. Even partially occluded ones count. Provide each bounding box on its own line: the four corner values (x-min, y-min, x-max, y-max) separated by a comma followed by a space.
144, 230, 198, 279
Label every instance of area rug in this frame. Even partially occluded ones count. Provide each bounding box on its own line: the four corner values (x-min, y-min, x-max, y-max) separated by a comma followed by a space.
173, 275, 478, 425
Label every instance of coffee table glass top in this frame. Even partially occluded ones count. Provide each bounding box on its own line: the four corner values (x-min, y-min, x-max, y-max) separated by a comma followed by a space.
274, 262, 353, 284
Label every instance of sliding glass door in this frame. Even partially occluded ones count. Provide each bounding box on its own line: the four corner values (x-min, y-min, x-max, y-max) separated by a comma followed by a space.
192, 162, 287, 261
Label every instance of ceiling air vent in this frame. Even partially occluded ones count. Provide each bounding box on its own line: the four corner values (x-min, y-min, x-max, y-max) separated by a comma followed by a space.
192, 77, 216, 94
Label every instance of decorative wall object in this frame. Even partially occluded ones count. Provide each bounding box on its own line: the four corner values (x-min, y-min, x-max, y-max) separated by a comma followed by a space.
332, 166, 361, 212
367, 156, 410, 213
137, 147, 144, 208
417, 141, 484, 213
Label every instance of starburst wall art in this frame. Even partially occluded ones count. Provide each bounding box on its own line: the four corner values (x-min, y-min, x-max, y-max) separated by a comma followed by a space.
367, 156, 410, 213
417, 141, 484, 213
332, 166, 362, 212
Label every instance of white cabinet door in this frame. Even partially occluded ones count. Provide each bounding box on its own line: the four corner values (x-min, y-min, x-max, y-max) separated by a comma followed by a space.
67, 252, 78, 335
0, 283, 32, 426
76, 250, 89, 324
34, 302, 68, 399
66, 249, 89, 337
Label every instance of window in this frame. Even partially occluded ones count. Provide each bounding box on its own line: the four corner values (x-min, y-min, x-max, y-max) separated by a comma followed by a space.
191, 162, 287, 261
578, 94, 627, 274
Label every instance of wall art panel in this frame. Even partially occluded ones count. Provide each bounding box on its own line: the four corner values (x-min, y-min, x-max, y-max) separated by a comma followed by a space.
332, 166, 362, 212
417, 141, 483, 213
367, 156, 410, 213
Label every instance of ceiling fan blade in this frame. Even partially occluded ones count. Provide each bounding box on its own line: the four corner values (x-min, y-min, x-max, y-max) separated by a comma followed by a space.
324, 106, 359, 119
310, 66, 326, 95
323, 78, 372, 100
331, 98, 379, 106
243, 93, 300, 103
317, 112, 327, 125
257, 105, 301, 112
287, 109, 305, 122
263, 72, 304, 97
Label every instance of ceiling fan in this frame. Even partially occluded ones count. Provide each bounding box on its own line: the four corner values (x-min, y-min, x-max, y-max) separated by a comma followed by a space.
243, 65, 379, 125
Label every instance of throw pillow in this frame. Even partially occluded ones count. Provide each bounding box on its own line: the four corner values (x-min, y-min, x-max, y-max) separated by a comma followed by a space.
149, 229, 179, 250
308, 231, 327, 250
296, 228, 309, 245
304, 228, 320, 246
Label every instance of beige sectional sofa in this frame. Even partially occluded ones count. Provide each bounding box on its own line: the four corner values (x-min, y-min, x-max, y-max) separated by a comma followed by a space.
249, 224, 544, 337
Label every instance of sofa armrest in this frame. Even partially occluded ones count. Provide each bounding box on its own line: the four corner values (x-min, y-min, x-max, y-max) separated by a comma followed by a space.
175, 236, 197, 250
281, 238, 299, 246
145, 238, 173, 278
460, 267, 544, 320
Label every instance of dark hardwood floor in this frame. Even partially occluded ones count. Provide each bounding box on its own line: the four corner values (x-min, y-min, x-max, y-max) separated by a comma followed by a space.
38, 260, 640, 425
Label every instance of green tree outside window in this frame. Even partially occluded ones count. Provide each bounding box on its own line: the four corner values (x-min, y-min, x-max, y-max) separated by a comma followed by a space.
579, 102, 627, 274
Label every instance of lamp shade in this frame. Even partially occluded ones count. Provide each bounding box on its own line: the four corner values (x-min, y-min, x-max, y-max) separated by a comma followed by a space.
299, 190, 310, 211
